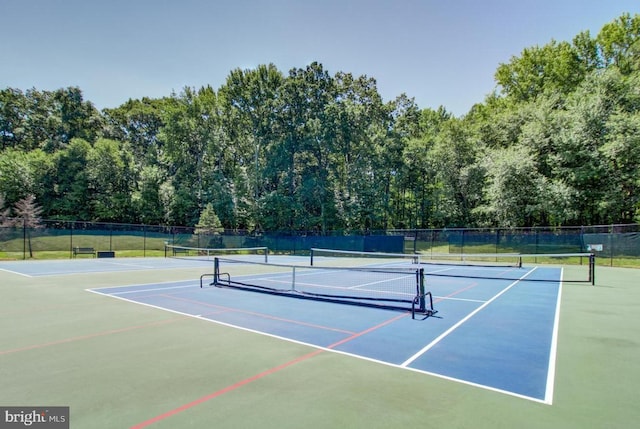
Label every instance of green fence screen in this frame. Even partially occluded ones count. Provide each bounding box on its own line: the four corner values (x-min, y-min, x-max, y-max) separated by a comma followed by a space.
1, 220, 638, 266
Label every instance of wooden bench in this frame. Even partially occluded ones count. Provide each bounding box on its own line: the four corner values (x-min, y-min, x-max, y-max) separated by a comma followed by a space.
73, 247, 96, 258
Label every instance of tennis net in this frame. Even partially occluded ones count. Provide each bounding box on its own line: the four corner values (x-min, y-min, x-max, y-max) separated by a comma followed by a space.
310, 248, 595, 284
202, 257, 436, 318
310, 248, 420, 266
165, 244, 269, 262
310, 247, 521, 268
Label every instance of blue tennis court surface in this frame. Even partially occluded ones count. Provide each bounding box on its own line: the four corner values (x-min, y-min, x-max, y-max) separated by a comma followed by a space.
56, 255, 567, 404
0, 257, 219, 276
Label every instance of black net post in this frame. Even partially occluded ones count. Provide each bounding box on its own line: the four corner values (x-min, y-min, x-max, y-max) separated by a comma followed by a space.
213, 257, 220, 286
418, 268, 426, 313
413, 268, 435, 320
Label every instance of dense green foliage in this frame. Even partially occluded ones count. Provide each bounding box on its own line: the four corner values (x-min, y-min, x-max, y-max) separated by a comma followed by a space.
1, 14, 639, 230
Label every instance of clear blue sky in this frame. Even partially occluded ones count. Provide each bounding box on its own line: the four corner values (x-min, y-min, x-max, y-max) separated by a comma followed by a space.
2, 0, 639, 116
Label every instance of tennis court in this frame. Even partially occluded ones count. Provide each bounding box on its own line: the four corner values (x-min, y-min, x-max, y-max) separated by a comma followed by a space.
1, 250, 639, 428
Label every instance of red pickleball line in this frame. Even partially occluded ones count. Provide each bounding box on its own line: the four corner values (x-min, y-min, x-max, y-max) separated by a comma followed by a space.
129, 349, 324, 429
163, 293, 357, 335
129, 312, 409, 428
0, 318, 183, 356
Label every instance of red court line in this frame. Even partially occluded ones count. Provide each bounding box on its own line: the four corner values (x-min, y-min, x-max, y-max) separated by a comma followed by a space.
325, 312, 409, 349
433, 282, 480, 303
162, 293, 357, 335
129, 312, 408, 428
129, 349, 324, 429
0, 317, 184, 356
1, 302, 87, 317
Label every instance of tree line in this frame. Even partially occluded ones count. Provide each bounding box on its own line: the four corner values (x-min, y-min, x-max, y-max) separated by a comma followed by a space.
1, 13, 639, 231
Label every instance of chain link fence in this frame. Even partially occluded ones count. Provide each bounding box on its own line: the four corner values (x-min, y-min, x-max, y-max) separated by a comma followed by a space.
1, 220, 638, 266
391, 224, 640, 266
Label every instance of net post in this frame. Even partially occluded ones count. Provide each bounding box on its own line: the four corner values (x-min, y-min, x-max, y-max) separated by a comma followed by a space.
426, 292, 434, 315
213, 257, 220, 286
264, 247, 269, 263
590, 253, 595, 286
291, 266, 296, 291
418, 268, 426, 313
310, 248, 315, 266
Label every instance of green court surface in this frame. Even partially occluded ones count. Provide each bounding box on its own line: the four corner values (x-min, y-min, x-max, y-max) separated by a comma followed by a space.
1, 262, 639, 428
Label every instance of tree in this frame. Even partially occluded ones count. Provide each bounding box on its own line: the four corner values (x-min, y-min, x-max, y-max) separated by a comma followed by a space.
0, 194, 10, 226
0, 149, 36, 206
50, 87, 103, 149
12, 194, 44, 258
86, 138, 136, 222
48, 138, 93, 220
195, 203, 223, 247
599, 111, 640, 222
597, 13, 640, 74
552, 69, 624, 225
160, 86, 231, 226
474, 146, 546, 227
0, 88, 27, 150
327, 71, 388, 230
572, 30, 602, 72
0, 87, 103, 153
102, 97, 169, 165
275, 62, 336, 231
495, 40, 587, 102
219, 64, 283, 229
132, 165, 166, 225
195, 203, 223, 234
428, 118, 483, 227
397, 107, 451, 228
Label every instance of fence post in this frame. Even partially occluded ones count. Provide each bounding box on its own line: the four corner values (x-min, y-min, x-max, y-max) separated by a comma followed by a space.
69, 221, 74, 259
609, 224, 614, 267
461, 229, 465, 254
22, 218, 26, 260
430, 229, 434, 257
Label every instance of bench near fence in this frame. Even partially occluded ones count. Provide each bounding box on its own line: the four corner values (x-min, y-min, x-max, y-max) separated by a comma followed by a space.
73, 247, 96, 258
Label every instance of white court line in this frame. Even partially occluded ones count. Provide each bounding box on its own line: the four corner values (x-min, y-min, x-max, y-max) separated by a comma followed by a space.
424, 266, 461, 275
400, 267, 539, 367
0, 268, 33, 278
96, 260, 157, 269
347, 275, 414, 289
544, 267, 564, 405
106, 284, 196, 295
434, 296, 487, 303
30, 265, 204, 277
89, 279, 201, 294
90, 278, 201, 291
